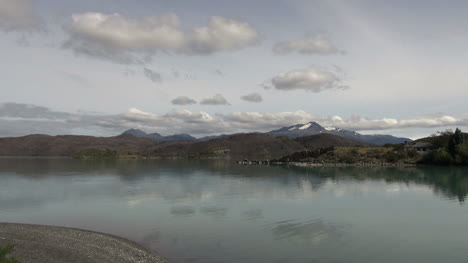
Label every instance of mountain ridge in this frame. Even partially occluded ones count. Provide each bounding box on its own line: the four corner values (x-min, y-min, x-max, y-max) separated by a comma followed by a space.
121, 121, 411, 145
121, 129, 197, 142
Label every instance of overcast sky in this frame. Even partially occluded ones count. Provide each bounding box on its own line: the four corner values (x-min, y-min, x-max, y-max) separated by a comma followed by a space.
1, 0, 468, 138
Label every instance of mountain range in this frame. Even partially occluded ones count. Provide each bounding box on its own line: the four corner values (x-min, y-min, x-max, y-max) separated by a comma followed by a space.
268, 122, 411, 145
122, 122, 411, 146
121, 129, 197, 142
0, 122, 412, 158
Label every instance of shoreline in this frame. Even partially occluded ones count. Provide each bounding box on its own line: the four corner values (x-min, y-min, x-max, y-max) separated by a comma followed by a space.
237, 160, 418, 167
0, 223, 168, 263
281, 162, 417, 168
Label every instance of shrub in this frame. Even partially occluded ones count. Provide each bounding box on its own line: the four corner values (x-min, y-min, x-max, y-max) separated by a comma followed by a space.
0, 244, 20, 263
420, 149, 453, 165
384, 151, 400, 163
455, 145, 468, 165
407, 150, 419, 158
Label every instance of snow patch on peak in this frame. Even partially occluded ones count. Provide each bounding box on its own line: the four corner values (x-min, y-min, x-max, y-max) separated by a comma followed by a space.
324, 126, 336, 131
298, 123, 312, 130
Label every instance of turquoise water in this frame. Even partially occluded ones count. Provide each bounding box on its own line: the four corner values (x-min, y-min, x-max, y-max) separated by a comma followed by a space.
0, 158, 467, 263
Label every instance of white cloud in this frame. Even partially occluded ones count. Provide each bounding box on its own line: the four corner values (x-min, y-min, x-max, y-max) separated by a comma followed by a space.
63, 12, 259, 63
315, 114, 465, 131
1, 103, 468, 137
271, 68, 347, 92
273, 35, 341, 55
0, 0, 43, 31
200, 94, 230, 105
223, 110, 318, 130
171, 96, 197, 106
240, 93, 263, 103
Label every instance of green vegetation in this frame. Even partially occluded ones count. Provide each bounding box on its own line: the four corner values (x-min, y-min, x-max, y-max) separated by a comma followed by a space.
419, 128, 468, 165
73, 148, 118, 159
274, 144, 420, 164
0, 245, 20, 263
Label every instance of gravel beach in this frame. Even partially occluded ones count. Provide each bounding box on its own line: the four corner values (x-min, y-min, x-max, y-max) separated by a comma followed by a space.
0, 223, 168, 263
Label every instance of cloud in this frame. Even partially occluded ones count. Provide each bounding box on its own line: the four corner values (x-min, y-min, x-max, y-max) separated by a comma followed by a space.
273, 35, 341, 55
143, 68, 162, 83
321, 115, 464, 131
63, 12, 259, 63
271, 68, 347, 92
240, 93, 263, 103
171, 96, 197, 105
0, 0, 43, 31
200, 94, 230, 105
0, 102, 70, 120
186, 16, 259, 54
1, 103, 468, 137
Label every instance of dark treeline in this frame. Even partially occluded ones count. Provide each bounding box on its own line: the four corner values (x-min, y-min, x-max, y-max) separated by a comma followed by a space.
419, 128, 468, 165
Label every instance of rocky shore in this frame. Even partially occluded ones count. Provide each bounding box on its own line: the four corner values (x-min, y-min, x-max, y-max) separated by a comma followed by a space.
0, 223, 168, 263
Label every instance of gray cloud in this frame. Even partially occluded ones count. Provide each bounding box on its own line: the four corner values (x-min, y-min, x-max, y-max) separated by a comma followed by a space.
171, 96, 197, 105
200, 94, 230, 105
61, 72, 89, 86
63, 12, 259, 64
15, 35, 30, 46
273, 35, 341, 55
241, 93, 263, 103
185, 16, 259, 54
0, 0, 44, 32
271, 68, 347, 92
1, 103, 467, 137
143, 68, 162, 83
0, 102, 70, 120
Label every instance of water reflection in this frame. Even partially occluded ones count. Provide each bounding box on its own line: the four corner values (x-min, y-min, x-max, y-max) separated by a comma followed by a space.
271, 219, 345, 243
199, 206, 228, 217
1, 158, 467, 204
242, 208, 263, 221
170, 206, 196, 217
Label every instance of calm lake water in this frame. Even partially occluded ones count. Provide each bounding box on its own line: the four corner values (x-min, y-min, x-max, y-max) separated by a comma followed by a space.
1, 158, 467, 263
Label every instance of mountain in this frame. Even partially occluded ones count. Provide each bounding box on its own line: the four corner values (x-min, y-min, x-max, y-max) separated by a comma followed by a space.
121, 129, 197, 142
198, 134, 239, 141
269, 122, 411, 145
159, 134, 198, 142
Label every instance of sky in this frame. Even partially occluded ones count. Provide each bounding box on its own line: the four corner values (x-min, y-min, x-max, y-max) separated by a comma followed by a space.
1, 0, 468, 139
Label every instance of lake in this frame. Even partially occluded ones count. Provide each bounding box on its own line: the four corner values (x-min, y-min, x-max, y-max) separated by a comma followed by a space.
0, 158, 467, 263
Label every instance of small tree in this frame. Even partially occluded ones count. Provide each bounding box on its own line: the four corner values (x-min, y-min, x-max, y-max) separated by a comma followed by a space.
448, 136, 457, 157
454, 128, 464, 145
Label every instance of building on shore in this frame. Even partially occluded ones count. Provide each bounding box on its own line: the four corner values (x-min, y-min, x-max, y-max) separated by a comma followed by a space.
405, 142, 436, 155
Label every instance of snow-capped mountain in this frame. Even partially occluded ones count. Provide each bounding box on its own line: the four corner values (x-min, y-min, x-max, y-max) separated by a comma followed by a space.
269, 122, 411, 145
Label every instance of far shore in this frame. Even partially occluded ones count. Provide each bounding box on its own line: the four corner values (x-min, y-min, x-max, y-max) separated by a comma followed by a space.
0, 223, 168, 263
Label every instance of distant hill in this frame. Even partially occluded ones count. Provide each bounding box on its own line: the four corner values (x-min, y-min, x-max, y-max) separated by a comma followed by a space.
294, 133, 367, 149
0, 125, 416, 158
0, 134, 158, 156
150, 133, 306, 160
269, 122, 411, 145
121, 129, 197, 142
